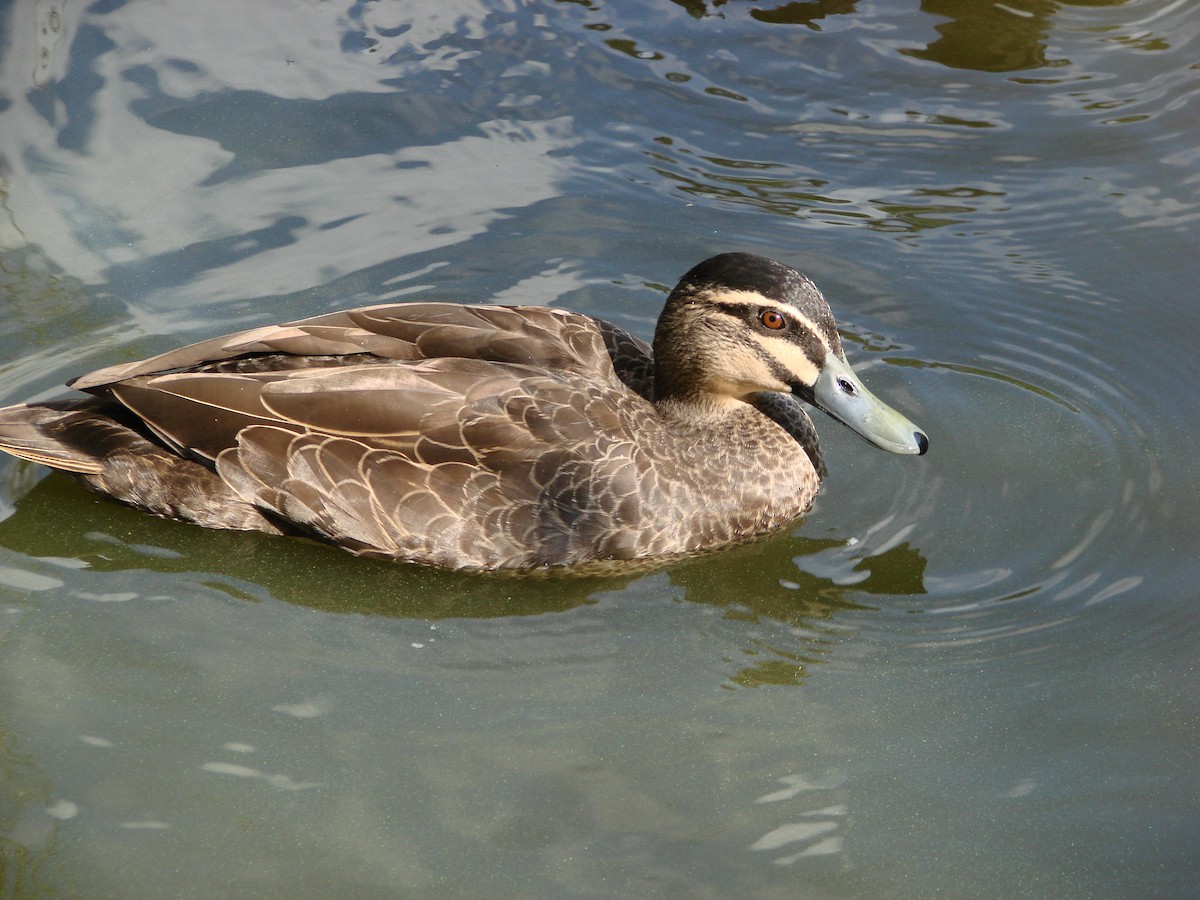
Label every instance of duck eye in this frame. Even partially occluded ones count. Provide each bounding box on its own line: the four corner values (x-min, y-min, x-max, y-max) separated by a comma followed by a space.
759, 309, 786, 330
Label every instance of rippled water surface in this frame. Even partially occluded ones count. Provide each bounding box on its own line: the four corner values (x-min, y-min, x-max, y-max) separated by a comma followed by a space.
2, 0, 1198, 896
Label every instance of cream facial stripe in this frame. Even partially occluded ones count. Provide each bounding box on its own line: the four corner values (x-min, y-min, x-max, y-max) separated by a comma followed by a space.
700, 288, 835, 387
747, 334, 820, 387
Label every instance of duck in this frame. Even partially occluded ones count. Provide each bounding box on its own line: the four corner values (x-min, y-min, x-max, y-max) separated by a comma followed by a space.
0, 253, 927, 571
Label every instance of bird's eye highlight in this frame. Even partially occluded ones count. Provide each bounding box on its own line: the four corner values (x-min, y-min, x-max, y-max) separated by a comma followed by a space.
759, 309, 786, 330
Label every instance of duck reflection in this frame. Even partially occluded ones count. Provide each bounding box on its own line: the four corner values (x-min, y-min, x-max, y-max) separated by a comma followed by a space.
0, 468, 927, 685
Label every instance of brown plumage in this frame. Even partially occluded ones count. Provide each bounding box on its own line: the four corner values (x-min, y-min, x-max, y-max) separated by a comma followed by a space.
0, 253, 927, 571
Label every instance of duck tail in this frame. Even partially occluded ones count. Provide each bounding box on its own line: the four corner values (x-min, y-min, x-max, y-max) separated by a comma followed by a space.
0, 400, 282, 533
0, 401, 111, 474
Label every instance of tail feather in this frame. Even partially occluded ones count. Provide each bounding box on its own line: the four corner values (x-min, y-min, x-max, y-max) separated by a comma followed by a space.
0, 400, 282, 534
0, 401, 115, 474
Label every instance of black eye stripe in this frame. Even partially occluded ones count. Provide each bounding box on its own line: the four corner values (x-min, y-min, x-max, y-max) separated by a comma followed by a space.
712, 301, 757, 320
790, 325, 828, 366
714, 301, 808, 338
713, 301, 787, 327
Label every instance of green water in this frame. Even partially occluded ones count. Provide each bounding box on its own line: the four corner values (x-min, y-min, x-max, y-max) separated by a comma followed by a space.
1, 0, 1197, 896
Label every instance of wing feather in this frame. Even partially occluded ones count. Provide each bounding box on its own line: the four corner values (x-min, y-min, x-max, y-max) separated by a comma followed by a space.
108, 374, 282, 462
70, 303, 622, 391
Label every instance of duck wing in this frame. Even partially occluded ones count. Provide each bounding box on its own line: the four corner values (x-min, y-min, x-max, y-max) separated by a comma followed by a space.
197, 359, 655, 568
69, 303, 626, 390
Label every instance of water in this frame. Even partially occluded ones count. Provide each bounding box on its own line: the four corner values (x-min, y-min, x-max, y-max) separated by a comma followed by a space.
2, 0, 1198, 896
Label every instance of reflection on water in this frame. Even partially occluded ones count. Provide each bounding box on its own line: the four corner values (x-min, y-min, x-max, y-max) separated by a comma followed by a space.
0, 465, 930, 691
646, 138, 1011, 232
904, 0, 1070, 73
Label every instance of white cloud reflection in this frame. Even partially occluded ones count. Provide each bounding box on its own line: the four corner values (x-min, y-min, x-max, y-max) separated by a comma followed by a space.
0, 0, 575, 305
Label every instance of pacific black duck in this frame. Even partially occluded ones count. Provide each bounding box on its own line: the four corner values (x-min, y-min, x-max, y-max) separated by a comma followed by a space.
0, 253, 927, 571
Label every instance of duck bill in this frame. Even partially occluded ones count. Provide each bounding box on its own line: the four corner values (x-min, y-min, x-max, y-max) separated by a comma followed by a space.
809, 356, 928, 455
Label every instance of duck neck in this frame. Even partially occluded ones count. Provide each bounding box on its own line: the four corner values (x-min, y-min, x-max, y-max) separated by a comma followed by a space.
651, 298, 730, 416
652, 389, 752, 427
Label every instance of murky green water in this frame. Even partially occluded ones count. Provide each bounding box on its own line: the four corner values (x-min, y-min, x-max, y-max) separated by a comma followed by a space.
2, 0, 1197, 896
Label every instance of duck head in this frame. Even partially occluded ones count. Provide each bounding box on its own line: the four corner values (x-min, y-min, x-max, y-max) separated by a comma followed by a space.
653, 252, 928, 456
